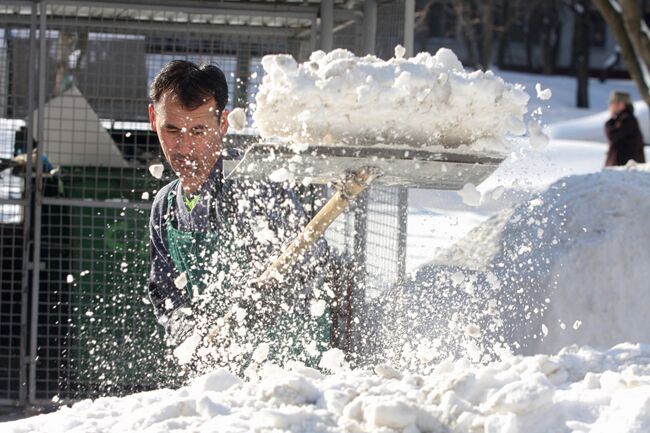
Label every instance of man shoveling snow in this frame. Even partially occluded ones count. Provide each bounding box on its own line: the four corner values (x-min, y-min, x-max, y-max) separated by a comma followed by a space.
146, 60, 330, 372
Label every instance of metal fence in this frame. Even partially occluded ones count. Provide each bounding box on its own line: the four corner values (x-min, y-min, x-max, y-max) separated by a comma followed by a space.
0, 0, 410, 407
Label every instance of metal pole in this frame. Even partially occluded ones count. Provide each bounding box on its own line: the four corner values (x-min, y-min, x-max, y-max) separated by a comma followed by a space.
396, 187, 408, 286
362, 0, 377, 55
41, 0, 320, 20
19, 1, 38, 406
309, 16, 318, 53
0, 14, 300, 37
234, 46, 250, 109
29, 0, 47, 404
351, 189, 368, 355
404, 0, 415, 57
320, 0, 334, 52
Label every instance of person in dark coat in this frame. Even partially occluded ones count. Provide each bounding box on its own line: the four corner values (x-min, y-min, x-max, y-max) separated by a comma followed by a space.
605, 91, 646, 166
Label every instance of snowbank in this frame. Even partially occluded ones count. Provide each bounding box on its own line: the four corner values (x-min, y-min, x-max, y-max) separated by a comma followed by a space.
400, 164, 650, 361
548, 100, 649, 144
5, 344, 650, 433
253, 48, 529, 149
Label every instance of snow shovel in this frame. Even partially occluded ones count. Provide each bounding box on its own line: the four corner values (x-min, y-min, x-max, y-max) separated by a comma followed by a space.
223, 141, 505, 287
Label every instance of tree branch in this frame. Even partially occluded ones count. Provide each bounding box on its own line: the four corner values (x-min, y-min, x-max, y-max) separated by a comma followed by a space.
592, 0, 650, 105
619, 0, 650, 72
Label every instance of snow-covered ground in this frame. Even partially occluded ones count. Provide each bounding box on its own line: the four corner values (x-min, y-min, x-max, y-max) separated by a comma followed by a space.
7, 344, 650, 433
5, 52, 650, 432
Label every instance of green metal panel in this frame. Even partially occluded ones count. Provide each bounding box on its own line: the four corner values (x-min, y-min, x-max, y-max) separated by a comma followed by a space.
43, 167, 180, 398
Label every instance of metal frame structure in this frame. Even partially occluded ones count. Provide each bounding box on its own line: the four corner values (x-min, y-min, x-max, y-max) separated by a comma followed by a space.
0, 0, 415, 408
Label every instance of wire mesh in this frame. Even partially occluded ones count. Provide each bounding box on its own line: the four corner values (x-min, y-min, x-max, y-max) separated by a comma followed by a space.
365, 186, 403, 296
20, 2, 309, 403
0, 3, 32, 405
376, 0, 405, 59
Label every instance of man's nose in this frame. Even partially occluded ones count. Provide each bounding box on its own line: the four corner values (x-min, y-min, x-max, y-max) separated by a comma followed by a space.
175, 132, 194, 155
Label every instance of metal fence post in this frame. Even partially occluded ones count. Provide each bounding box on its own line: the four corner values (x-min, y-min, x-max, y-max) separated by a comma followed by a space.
28, 0, 47, 405
19, 0, 39, 407
320, 0, 333, 52
397, 187, 408, 286
404, 0, 415, 57
362, 0, 377, 55
350, 189, 368, 354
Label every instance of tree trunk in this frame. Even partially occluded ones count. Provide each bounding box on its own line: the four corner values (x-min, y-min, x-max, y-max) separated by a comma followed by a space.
619, 0, 650, 75
592, 0, 650, 106
525, 12, 535, 71
573, 1, 590, 108
540, 2, 560, 75
496, 29, 510, 69
453, 1, 478, 67
479, 0, 494, 69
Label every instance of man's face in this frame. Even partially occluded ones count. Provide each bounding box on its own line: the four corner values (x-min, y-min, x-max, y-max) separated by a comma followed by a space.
149, 92, 228, 194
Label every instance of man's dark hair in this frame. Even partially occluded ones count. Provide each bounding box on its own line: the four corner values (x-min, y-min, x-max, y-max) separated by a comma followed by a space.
150, 60, 228, 114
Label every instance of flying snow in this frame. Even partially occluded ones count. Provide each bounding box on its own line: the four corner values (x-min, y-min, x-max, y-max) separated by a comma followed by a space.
535, 82, 552, 100
227, 107, 247, 131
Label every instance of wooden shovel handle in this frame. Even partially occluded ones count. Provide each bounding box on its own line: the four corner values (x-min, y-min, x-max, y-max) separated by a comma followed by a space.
256, 167, 375, 287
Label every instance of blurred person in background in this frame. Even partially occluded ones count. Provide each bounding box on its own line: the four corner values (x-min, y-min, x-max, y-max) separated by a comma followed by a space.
605, 91, 645, 167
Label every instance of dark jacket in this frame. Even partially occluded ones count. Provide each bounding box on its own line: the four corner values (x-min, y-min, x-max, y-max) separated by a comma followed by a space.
605, 105, 645, 166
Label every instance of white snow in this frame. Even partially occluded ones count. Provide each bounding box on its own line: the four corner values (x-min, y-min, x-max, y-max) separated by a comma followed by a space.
253, 48, 529, 149
268, 167, 293, 183
527, 121, 549, 149
535, 82, 552, 100
309, 299, 327, 317
174, 332, 202, 366
252, 343, 271, 364
227, 107, 247, 131
148, 163, 164, 179
318, 348, 348, 373
6, 344, 650, 433
174, 272, 188, 290
457, 183, 481, 207
409, 165, 650, 358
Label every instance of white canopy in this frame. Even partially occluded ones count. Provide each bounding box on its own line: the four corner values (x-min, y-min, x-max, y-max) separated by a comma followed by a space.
31, 85, 128, 168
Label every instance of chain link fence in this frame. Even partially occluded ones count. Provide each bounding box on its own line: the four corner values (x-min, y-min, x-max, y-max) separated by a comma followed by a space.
0, 0, 410, 407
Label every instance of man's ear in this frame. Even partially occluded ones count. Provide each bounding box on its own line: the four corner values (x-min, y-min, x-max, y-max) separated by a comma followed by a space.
219, 109, 229, 135
148, 104, 157, 132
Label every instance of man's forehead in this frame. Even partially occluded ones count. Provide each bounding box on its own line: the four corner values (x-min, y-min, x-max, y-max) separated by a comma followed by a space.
154, 93, 219, 122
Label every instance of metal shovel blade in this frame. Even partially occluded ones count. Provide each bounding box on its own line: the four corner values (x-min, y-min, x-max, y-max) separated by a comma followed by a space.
223, 142, 505, 190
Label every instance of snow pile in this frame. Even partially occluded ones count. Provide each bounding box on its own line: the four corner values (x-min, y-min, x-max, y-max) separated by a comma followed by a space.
253, 47, 529, 149
396, 164, 650, 362
5, 344, 650, 433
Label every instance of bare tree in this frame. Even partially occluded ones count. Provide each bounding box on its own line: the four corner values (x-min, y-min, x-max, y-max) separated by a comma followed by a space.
416, 0, 544, 70
570, 0, 592, 108
524, 0, 562, 74
592, 0, 650, 106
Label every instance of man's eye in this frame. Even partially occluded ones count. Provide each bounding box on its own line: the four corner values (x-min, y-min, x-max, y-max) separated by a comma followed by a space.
191, 128, 208, 136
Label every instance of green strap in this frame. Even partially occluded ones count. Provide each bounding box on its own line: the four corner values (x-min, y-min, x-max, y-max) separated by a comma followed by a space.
183, 193, 201, 212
